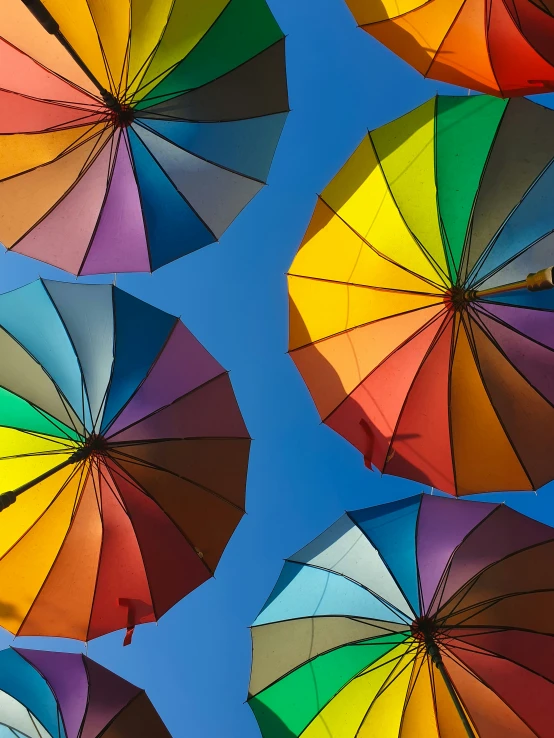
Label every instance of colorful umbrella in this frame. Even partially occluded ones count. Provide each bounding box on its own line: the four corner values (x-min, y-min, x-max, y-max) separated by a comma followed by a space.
346, 0, 554, 97
0, 0, 288, 274
0, 280, 250, 643
288, 94, 554, 497
0, 647, 171, 737
249, 493, 554, 738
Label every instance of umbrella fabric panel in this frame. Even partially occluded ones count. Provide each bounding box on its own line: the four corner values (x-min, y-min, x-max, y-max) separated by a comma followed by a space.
106, 320, 225, 437
0, 281, 249, 641
249, 618, 409, 698
141, 41, 288, 123
289, 515, 415, 616
289, 94, 554, 495
42, 282, 115, 428
0, 0, 97, 96
249, 635, 410, 738
352, 0, 554, 96
349, 497, 421, 613
3, 649, 170, 738
253, 562, 407, 627
0, 127, 109, 251
416, 494, 497, 612
0, 282, 87, 426
0, 650, 62, 738
434, 95, 507, 279
0, 0, 288, 274
141, 116, 288, 183
100, 288, 176, 432
99, 692, 171, 738
131, 125, 263, 239
135, 0, 285, 109
250, 495, 554, 736
126, 128, 216, 271
79, 135, 150, 276
15, 651, 88, 738
13, 137, 116, 275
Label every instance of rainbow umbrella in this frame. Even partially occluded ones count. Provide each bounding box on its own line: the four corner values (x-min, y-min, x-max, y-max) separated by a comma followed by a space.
249, 493, 554, 738
0, 280, 250, 643
0, 0, 288, 274
346, 0, 554, 97
0, 647, 171, 736
289, 94, 554, 497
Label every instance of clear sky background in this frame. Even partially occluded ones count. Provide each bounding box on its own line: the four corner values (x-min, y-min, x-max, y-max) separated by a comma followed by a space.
2, 1, 554, 736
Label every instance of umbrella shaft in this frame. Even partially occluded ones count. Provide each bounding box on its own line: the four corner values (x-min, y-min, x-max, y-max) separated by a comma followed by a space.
0, 451, 84, 512
20, 0, 119, 108
426, 640, 476, 738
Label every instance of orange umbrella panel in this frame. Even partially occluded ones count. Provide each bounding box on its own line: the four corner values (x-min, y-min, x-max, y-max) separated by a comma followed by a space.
348, 0, 554, 96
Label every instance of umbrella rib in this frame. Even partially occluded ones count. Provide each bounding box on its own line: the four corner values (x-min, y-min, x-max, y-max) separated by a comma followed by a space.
100, 317, 180, 436
124, 122, 215, 236
83, 465, 106, 641
309, 309, 449, 425
11, 463, 88, 637
365, 131, 451, 288
81, 0, 117, 94
0, 31, 102, 103
445, 311, 463, 496
345, 512, 417, 622
287, 272, 443, 298
0, 380, 79, 440
128, 0, 232, 103
119, 127, 155, 272
445, 636, 554, 688
435, 537, 554, 622
97, 461, 162, 621
136, 38, 288, 110
426, 505, 501, 615
352, 647, 419, 738
284, 558, 414, 625
440, 644, 542, 737
0, 123, 107, 185
249, 628, 411, 698
75, 130, 122, 275
474, 302, 554, 353
381, 313, 454, 476
456, 100, 509, 286
470, 228, 554, 291
397, 647, 427, 736
124, 0, 182, 98
133, 118, 267, 185
104, 368, 229, 439
318, 195, 447, 292
289, 299, 445, 355
104, 457, 216, 578
9, 128, 113, 255
40, 279, 95, 431
470, 307, 554, 410
108, 447, 246, 513
462, 314, 535, 487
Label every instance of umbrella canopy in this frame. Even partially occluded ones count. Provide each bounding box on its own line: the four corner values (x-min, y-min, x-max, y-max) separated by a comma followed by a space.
346, 0, 554, 97
249, 493, 554, 738
0, 280, 250, 642
289, 94, 554, 497
0, 647, 171, 737
0, 0, 288, 274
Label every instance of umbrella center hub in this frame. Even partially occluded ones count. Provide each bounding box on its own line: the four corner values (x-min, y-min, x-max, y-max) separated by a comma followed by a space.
107, 102, 135, 128
444, 286, 476, 311
410, 615, 437, 643
73, 434, 109, 462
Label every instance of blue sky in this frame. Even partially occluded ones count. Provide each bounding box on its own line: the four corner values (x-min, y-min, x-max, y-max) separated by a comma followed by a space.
2, 1, 554, 736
